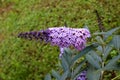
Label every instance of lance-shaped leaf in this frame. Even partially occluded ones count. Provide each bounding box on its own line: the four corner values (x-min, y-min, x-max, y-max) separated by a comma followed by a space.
102, 63, 120, 71
87, 65, 101, 80
89, 50, 102, 63
111, 35, 120, 50
73, 68, 87, 80
52, 70, 61, 80
104, 27, 120, 40
86, 54, 101, 69
72, 43, 99, 64
64, 48, 73, 55
103, 45, 113, 59
63, 48, 72, 66
104, 54, 120, 69
72, 60, 86, 78
95, 36, 104, 45
61, 70, 69, 80
44, 74, 51, 80
97, 45, 102, 53
61, 54, 69, 72
94, 27, 120, 40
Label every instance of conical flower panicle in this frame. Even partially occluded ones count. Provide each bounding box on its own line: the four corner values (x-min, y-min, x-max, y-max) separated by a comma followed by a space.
18, 27, 91, 57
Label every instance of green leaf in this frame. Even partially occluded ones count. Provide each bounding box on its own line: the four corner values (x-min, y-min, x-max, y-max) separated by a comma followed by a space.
103, 45, 113, 59
64, 48, 73, 55
44, 74, 51, 80
95, 36, 104, 45
93, 32, 106, 35
52, 70, 61, 80
104, 27, 120, 40
61, 54, 69, 72
111, 35, 120, 50
102, 64, 120, 71
63, 48, 72, 66
72, 43, 99, 64
72, 60, 86, 78
73, 67, 87, 80
87, 65, 101, 80
61, 70, 69, 80
89, 50, 102, 62
105, 54, 120, 68
97, 46, 102, 53
86, 54, 101, 69
94, 27, 120, 40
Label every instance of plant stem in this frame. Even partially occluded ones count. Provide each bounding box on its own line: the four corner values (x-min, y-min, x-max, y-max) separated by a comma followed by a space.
112, 74, 120, 80
100, 42, 105, 80
100, 62, 104, 80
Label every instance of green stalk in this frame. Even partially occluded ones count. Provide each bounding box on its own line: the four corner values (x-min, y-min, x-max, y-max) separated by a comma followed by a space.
112, 74, 120, 80
100, 61, 104, 80
100, 42, 105, 80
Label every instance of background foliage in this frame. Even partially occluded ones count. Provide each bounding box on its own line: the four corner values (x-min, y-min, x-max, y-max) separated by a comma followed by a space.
0, 0, 120, 80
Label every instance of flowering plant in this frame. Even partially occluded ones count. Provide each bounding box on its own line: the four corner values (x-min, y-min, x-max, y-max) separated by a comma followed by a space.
18, 26, 120, 80
44, 27, 120, 80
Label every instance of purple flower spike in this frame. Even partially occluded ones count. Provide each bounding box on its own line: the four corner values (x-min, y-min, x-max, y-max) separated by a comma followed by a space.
18, 27, 91, 57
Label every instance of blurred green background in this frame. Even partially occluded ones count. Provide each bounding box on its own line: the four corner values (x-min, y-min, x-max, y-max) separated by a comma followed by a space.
0, 0, 120, 80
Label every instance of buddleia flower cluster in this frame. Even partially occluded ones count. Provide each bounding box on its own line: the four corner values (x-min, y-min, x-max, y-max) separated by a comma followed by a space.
18, 26, 91, 57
